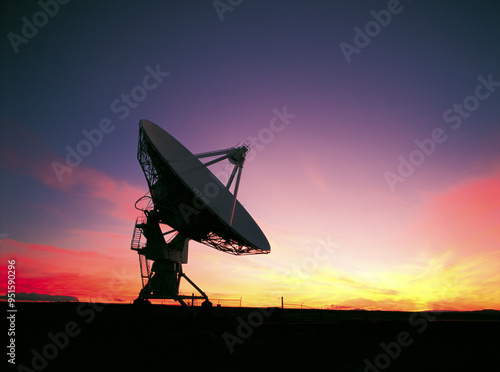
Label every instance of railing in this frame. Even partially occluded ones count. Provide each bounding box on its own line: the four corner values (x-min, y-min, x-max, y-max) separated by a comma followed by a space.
130, 214, 150, 288
138, 254, 150, 288
130, 215, 146, 251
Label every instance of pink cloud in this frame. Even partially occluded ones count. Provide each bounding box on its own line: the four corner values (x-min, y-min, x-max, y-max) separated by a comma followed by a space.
414, 171, 500, 257
0, 118, 144, 222
0, 239, 139, 301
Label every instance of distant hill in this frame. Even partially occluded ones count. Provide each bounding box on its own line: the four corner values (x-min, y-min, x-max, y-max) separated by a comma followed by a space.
0, 292, 78, 302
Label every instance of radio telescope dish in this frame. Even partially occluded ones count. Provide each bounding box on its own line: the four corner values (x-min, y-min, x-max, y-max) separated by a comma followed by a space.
131, 119, 270, 307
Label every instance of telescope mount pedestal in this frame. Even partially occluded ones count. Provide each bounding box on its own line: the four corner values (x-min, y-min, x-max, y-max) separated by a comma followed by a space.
131, 211, 210, 309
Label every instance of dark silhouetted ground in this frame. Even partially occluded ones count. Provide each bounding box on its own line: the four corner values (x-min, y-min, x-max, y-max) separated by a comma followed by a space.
5, 302, 499, 371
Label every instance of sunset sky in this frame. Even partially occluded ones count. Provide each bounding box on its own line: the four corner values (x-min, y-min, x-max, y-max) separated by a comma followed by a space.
1, 1, 499, 311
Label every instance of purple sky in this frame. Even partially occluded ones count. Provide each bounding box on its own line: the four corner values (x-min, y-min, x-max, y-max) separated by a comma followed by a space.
1, 1, 499, 310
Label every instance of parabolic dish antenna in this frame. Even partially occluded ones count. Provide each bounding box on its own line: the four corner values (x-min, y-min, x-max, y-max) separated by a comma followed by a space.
131, 119, 270, 307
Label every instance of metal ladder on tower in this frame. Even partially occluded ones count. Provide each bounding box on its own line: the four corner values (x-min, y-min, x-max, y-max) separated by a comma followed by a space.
130, 215, 150, 288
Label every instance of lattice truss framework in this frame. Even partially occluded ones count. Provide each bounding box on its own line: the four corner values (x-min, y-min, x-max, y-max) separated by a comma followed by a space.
137, 126, 268, 256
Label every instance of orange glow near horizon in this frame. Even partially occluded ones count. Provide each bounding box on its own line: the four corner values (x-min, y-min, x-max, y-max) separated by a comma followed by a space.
2, 1, 500, 320
1, 122, 499, 312
2, 220, 499, 311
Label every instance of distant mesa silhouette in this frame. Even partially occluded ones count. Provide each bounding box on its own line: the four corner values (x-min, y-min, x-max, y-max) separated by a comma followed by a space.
0, 292, 78, 302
